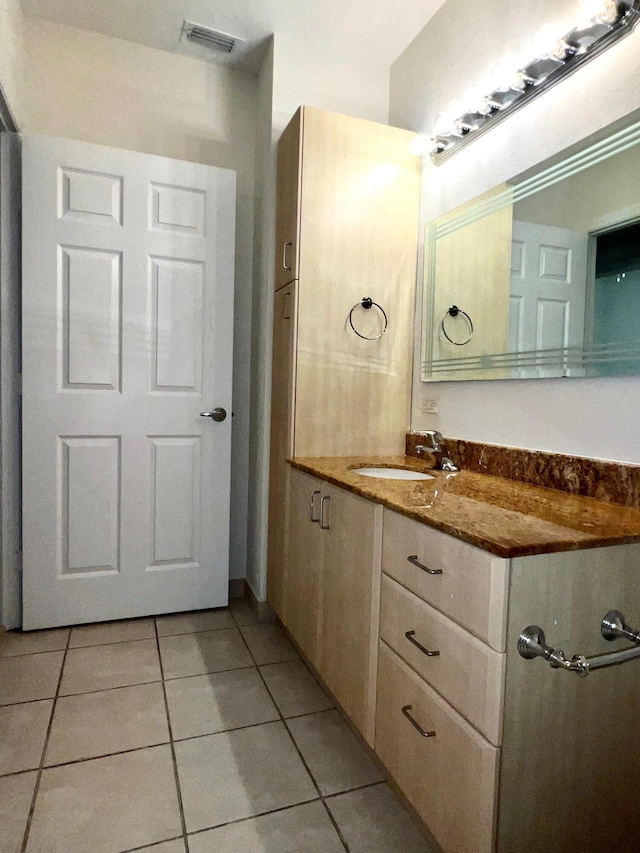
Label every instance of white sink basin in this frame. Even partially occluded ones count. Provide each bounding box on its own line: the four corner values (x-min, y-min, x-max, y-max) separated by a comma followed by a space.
352, 467, 434, 481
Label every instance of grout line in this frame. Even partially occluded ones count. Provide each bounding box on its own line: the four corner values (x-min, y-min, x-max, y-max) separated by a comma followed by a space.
0, 660, 259, 709
20, 627, 72, 853
1, 646, 69, 659
156, 625, 238, 640
183, 796, 322, 839
119, 835, 185, 853
162, 663, 255, 683
154, 618, 191, 853
323, 779, 387, 800
235, 630, 351, 852
24, 740, 172, 773
0, 766, 44, 780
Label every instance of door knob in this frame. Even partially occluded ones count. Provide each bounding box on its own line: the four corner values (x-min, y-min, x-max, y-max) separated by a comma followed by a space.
200, 408, 227, 422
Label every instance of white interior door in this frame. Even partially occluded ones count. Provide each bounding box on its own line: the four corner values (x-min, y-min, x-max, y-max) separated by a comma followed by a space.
510, 221, 588, 377
22, 134, 235, 630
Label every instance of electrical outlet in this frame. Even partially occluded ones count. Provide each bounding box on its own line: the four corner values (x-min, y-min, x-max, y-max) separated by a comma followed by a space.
421, 398, 439, 414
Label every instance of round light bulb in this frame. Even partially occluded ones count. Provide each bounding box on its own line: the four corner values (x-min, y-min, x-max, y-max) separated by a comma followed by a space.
460, 85, 483, 113
410, 134, 431, 156
512, 70, 528, 91
433, 112, 455, 137
488, 60, 517, 92
579, 0, 620, 25
530, 24, 565, 57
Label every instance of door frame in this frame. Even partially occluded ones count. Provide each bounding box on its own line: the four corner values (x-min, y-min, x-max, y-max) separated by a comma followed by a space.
583, 207, 640, 355
0, 83, 21, 629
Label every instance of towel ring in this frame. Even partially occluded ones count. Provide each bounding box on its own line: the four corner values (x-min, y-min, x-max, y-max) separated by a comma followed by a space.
349, 297, 388, 341
441, 305, 473, 346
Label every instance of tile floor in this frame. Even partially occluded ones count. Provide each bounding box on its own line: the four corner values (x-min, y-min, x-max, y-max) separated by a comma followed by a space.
0, 598, 435, 853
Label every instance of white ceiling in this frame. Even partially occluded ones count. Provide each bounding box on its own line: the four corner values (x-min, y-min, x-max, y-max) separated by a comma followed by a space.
20, 0, 447, 75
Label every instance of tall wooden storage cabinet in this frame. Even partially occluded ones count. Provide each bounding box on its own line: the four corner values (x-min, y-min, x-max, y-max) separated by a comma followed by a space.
266, 105, 420, 621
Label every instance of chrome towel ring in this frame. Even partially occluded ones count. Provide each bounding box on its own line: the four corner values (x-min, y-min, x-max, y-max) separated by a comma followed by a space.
348, 297, 388, 341
441, 305, 473, 346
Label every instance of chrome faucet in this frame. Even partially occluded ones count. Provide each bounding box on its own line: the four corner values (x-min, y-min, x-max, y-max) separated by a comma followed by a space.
414, 431, 459, 472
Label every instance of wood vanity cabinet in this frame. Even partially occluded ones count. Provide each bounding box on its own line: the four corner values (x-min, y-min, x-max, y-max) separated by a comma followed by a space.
376, 507, 640, 853
266, 106, 420, 624
283, 467, 381, 743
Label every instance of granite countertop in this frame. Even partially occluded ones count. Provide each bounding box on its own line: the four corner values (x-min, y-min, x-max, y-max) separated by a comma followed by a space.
289, 455, 640, 559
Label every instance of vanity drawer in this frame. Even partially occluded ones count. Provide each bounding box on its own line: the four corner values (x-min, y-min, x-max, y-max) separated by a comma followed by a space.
382, 508, 509, 651
376, 641, 498, 853
379, 573, 505, 745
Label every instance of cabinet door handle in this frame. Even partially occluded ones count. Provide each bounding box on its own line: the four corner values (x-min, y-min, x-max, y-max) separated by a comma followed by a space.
282, 291, 291, 320
309, 490, 321, 523
282, 241, 293, 271
401, 705, 436, 738
405, 630, 440, 657
407, 555, 442, 575
320, 495, 330, 530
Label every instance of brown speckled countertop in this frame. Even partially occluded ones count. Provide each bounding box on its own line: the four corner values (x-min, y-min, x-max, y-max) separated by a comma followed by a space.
289, 456, 640, 559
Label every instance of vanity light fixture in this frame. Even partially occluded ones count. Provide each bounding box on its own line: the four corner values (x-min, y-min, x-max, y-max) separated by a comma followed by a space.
429, 0, 640, 164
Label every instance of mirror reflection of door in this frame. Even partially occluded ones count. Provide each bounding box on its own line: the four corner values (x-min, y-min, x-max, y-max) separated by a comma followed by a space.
509, 221, 588, 378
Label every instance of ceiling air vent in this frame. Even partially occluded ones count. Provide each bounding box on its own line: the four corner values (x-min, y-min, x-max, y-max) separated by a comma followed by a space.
182, 21, 240, 54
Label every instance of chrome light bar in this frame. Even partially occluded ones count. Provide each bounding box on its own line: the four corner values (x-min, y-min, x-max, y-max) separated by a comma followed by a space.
431, 1, 640, 164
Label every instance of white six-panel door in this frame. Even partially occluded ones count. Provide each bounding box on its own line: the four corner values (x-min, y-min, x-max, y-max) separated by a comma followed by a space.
22, 134, 235, 629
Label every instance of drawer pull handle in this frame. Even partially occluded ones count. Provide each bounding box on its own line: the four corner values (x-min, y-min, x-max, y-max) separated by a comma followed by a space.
402, 705, 436, 738
407, 555, 442, 575
282, 241, 293, 271
320, 495, 331, 530
309, 490, 321, 523
405, 630, 440, 657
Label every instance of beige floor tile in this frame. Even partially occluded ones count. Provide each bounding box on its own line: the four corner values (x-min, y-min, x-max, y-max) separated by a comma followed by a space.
0, 771, 37, 853
260, 660, 333, 718
69, 618, 155, 648
156, 609, 235, 637
45, 682, 168, 766
326, 783, 434, 853
26, 745, 181, 853
175, 720, 317, 832
165, 668, 278, 740
229, 598, 258, 627
0, 700, 53, 775
240, 623, 298, 666
188, 801, 344, 853
59, 639, 161, 696
1, 628, 69, 657
0, 651, 64, 706
159, 628, 252, 680
287, 709, 384, 796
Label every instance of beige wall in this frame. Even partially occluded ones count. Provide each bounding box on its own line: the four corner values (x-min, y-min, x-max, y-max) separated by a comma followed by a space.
19, 17, 259, 581
391, 0, 640, 464
0, 0, 24, 125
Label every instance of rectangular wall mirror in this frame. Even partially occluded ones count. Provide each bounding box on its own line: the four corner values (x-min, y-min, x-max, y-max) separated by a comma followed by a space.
421, 113, 640, 382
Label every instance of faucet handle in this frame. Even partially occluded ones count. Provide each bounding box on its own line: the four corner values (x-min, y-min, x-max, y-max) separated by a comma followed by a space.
422, 430, 444, 450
